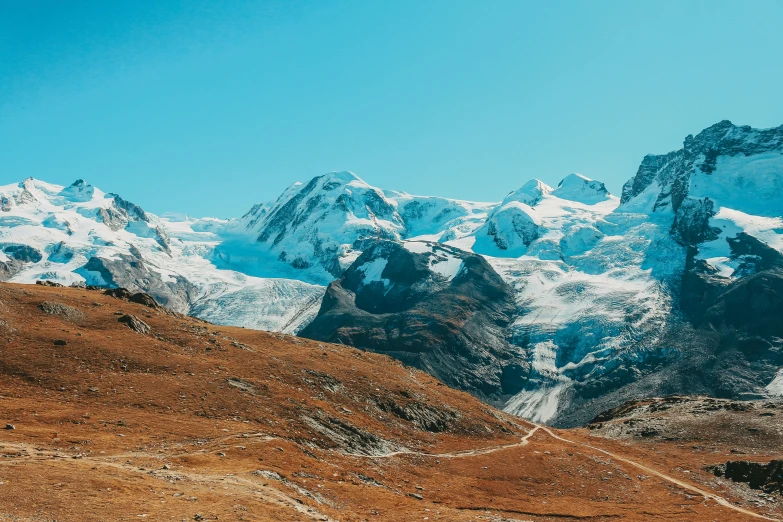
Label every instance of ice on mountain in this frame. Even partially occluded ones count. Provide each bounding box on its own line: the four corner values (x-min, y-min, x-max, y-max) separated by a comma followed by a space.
190, 279, 325, 333
59, 179, 95, 203
551, 173, 612, 204
768, 369, 783, 397
402, 241, 431, 254
74, 265, 111, 286
502, 178, 553, 207
41, 215, 72, 233
248, 171, 405, 277
525, 238, 562, 261
0, 216, 36, 227
402, 240, 466, 281
473, 201, 541, 256
689, 152, 783, 219
430, 253, 463, 281
125, 220, 159, 239
47, 241, 77, 263
560, 225, 603, 255
394, 194, 491, 239
503, 339, 567, 423
1, 121, 781, 424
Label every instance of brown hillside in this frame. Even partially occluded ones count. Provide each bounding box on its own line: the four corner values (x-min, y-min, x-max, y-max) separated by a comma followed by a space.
0, 283, 780, 521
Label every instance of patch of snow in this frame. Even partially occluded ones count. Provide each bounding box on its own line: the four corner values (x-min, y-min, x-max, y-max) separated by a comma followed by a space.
690, 152, 783, 218
504, 384, 566, 423
403, 241, 431, 254
429, 252, 463, 281
767, 369, 783, 397
190, 279, 325, 333
357, 258, 390, 287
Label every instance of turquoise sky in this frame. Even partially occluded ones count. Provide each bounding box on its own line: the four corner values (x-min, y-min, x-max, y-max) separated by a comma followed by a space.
2, 1, 782, 217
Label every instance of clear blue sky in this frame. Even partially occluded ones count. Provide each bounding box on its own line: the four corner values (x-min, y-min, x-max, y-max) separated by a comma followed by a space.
2, 1, 782, 218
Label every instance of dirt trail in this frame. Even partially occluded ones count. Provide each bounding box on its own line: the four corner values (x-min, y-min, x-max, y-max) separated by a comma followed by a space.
347, 426, 541, 459
539, 426, 779, 521
0, 441, 337, 522
349, 424, 779, 521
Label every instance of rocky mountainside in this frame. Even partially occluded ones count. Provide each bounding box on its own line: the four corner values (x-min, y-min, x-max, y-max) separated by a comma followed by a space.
300, 240, 528, 402
0, 120, 781, 428
1, 282, 781, 521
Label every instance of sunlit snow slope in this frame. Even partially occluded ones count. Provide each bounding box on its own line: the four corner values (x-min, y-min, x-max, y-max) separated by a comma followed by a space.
0, 179, 323, 332
1, 120, 781, 426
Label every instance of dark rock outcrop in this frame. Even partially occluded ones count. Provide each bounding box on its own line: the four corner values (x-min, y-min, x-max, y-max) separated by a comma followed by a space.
0, 245, 44, 281
709, 460, 783, 495
97, 193, 150, 232
3, 245, 43, 263
552, 122, 783, 427
301, 240, 529, 402
621, 121, 783, 210
78, 248, 196, 314
372, 396, 460, 433
117, 314, 151, 335
680, 233, 783, 361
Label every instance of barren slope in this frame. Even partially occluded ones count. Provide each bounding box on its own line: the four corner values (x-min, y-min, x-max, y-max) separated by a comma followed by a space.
0, 283, 780, 521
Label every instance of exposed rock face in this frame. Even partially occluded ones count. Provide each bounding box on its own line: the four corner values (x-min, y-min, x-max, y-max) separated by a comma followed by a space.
0, 245, 44, 282
3, 245, 43, 263
0, 121, 781, 429
103, 288, 163, 309
109, 193, 149, 223
96, 191, 150, 232
233, 171, 491, 280
117, 314, 150, 334
301, 240, 529, 402
372, 395, 460, 433
59, 179, 94, 202
79, 249, 196, 314
547, 122, 783, 427
38, 301, 84, 322
251, 172, 405, 277
671, 197, 721, 245
709, 460, 783, 495
621, 120, 783, 245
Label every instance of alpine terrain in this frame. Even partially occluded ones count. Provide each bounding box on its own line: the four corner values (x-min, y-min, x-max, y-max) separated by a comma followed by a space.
1, 120, 781, 427
0, 282, 781, 521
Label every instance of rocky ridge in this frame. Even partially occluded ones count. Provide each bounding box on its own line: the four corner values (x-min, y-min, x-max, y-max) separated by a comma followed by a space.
0, 120, 781, 427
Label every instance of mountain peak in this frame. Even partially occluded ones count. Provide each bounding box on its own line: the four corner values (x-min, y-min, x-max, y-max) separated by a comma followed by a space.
318, 171, 368, 189
551, 173, 611, 204
621, 121, 783, 212
59, 179, 96, 202
502, 179, 554, 206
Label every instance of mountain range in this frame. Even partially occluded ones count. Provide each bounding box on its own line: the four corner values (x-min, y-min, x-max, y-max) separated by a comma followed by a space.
1, 120, 781, 427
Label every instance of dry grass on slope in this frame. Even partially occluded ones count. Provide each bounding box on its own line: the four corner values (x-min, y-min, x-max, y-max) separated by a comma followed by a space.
0, 283, 778, 521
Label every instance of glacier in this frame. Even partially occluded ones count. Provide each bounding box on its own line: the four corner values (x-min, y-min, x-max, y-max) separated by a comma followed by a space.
1, 120, 782, 425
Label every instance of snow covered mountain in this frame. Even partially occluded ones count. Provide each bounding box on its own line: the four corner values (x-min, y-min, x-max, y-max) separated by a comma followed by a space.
0, 178, 324, 332
1, 120, 781, 427
228, 170, 493, 282
456, 173, 680, 423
